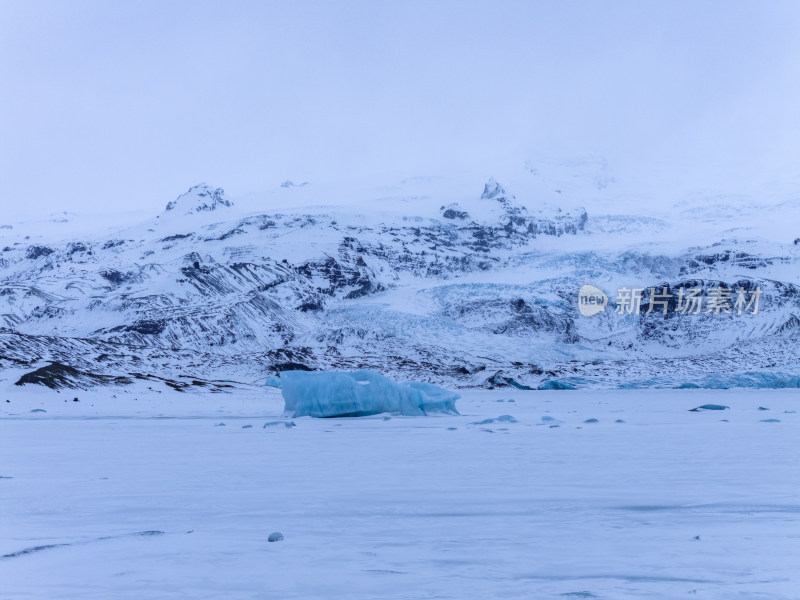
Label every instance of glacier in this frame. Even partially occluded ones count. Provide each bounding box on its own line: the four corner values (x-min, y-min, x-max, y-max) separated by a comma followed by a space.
0, 170, 798, 391
280, 370, 460, 417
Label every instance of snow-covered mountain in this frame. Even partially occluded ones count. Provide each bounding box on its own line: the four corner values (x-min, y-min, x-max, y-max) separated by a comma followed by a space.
1, 171, 799, 390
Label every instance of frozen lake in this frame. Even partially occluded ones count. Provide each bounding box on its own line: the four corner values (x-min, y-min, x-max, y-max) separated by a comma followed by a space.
2, 386, 799, 599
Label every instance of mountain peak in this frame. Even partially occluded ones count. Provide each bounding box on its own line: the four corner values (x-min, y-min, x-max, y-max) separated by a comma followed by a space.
165, 184, 233, 214
481, 178, 508, 201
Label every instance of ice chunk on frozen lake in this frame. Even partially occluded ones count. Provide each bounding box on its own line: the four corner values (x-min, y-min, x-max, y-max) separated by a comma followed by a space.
280, 370, 459, 418
538, 380, 577, 390
690, 404, 729, 412
471, 415, 518, 425
265, 375, 282, 388
263, 421, 295, 429
541, 415, 563, 423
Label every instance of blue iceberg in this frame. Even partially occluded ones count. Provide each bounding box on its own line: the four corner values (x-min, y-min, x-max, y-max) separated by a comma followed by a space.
280, 370, 460, 418
265, 375, 282, 388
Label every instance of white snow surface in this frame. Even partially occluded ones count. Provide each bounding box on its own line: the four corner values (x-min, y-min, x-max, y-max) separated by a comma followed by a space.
1, 382, 799, 599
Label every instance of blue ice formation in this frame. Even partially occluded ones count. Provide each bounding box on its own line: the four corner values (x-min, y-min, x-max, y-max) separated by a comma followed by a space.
675, 372, 800, 389
471, 415, 518, 425
265, 375, 282, 388
689, 404, 729, 412
280, 370, 460, 418
538, 379, 578, 390
263, 420, 295, 429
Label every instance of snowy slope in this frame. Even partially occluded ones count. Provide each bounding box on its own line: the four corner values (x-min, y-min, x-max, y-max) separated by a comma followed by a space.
1, 165, 799, 390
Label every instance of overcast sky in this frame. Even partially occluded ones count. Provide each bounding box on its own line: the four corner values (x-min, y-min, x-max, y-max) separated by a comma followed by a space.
2, 0, 800, 219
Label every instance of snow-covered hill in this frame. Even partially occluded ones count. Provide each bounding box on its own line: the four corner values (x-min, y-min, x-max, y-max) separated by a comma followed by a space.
1, 170, 799, 390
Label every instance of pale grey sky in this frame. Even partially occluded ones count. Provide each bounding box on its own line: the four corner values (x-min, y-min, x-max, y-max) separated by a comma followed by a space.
2, 0, 800, 219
